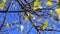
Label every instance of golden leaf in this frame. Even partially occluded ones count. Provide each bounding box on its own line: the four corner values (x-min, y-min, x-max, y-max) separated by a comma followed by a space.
38, 18, 41, 22
6, 23, 11, 28
40, 20, 48, 30
46, 1, 52, 6
55, 8, 60, 15
33, 0, 42, 10
0, 0, 6, 9
3, 0, 7, 3
57, 0, 60, 6
24, 14, 29, 21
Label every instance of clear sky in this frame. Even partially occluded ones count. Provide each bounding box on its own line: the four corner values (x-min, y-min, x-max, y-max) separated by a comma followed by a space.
0, 0, 60, 34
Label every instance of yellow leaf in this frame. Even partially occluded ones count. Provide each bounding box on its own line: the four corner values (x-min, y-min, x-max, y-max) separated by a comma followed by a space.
6, 23, 11, 28
0, 4, 3, 8
2, 2, 6, 7
38, 18, 41, 22
33, 0, 42, 10
55, 8, 60, 15
55, 16, 59, 21
55, 15, 60, 22
0, 0, 6, 9
3, 0, 7, 3
0, 3, 6, 9
57, 0, 60, 6
40, 20, 48, 30
49, 0, 52, 1
28, 14, 34, 19
46, 1, 52, 6
24, 14, 29, 21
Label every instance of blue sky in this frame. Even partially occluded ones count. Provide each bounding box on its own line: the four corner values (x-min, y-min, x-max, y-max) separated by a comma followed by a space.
0, 0, 60, 34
